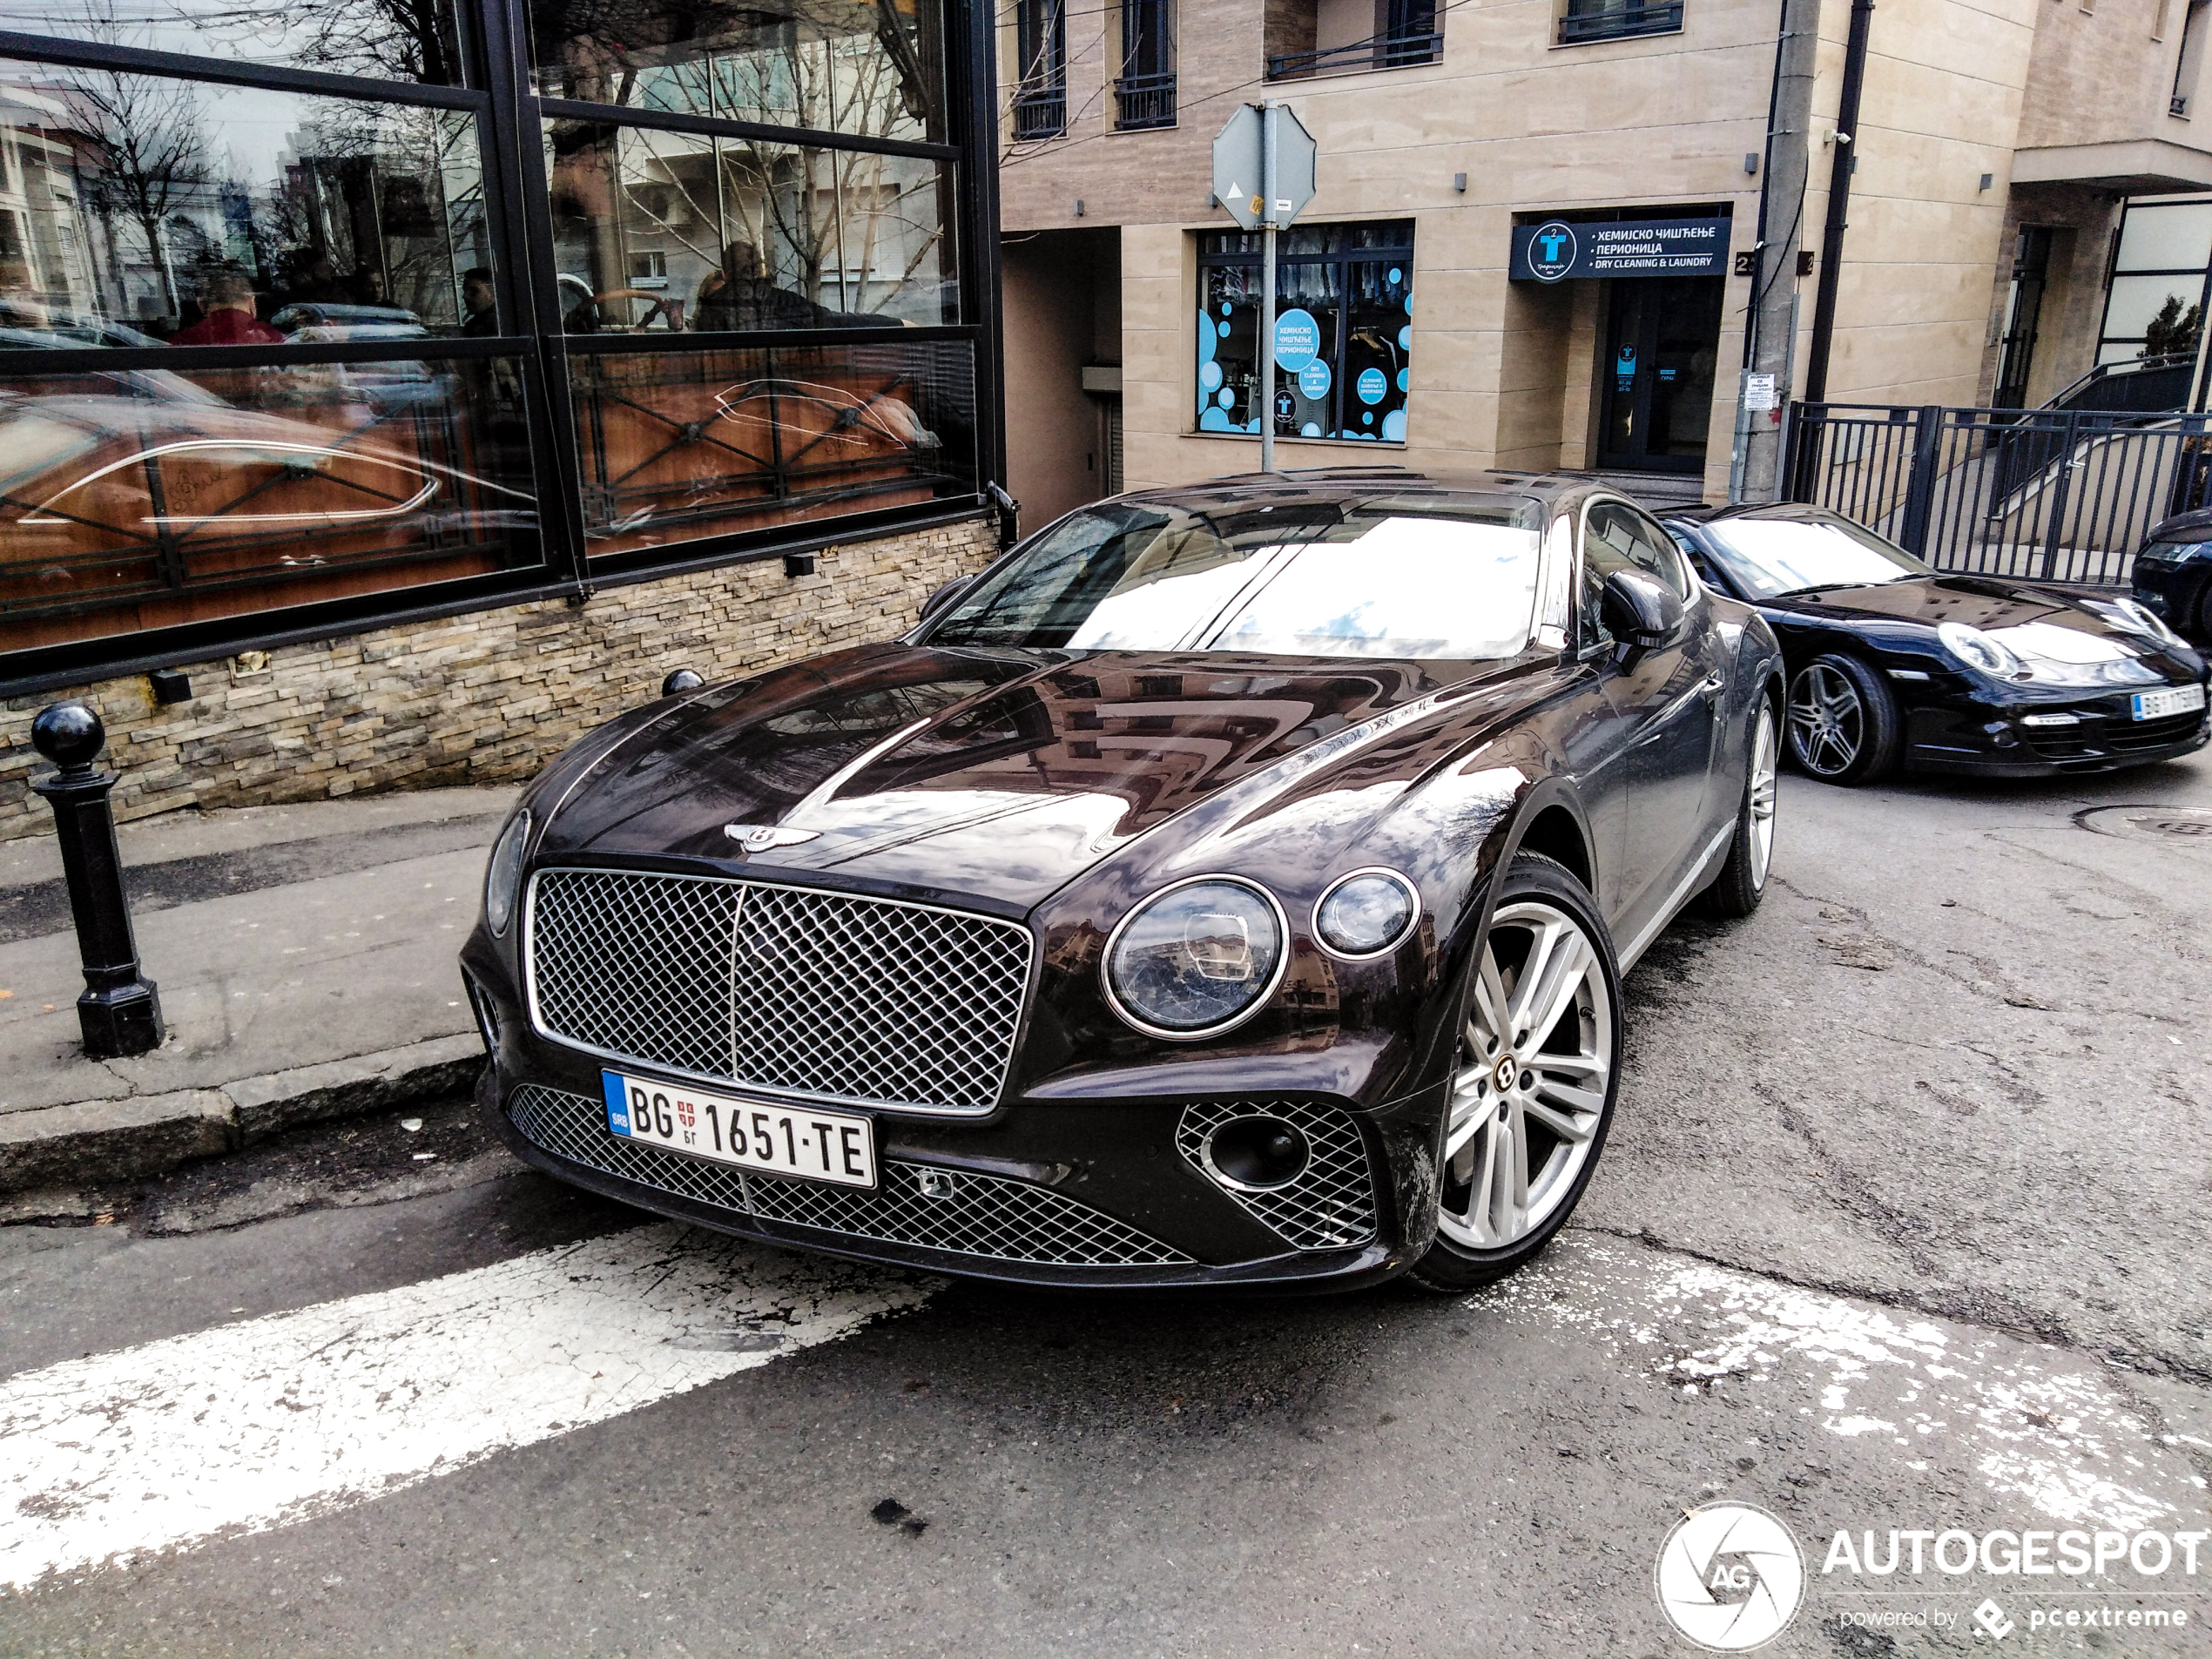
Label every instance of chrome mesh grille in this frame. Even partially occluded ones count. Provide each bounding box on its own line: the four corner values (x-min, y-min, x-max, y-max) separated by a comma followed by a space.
527, 869, 1032, 1114
1176, 1101, 1379, 1251
507, 1085, 1190, 1268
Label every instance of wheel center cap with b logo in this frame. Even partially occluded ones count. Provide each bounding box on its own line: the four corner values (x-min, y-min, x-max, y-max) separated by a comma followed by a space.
1494, 1055, 1518, 1093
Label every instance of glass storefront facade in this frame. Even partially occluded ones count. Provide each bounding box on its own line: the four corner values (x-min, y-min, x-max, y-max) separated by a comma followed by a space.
1195, 220, 1413, 444
0, 0, 995, 682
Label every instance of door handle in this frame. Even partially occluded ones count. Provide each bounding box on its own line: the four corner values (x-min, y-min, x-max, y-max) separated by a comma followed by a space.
1698, 673, 1724, 702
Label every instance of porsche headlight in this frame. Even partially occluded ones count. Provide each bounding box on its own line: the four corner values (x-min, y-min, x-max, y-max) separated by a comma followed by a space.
2087, 596, 2188, 650
483, 809, 531, 937
1314, 869, 1420, 959
1103, 877, 1286, 1038
1937, 621, 2024, 678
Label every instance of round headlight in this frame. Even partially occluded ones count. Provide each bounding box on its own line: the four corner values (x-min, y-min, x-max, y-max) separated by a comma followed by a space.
1937, 621, 2023, 678
1314, 868, 1420, 959
484, 809, 531, 937
2107, 596, 2187, 649
1103, 877, 1286, 1038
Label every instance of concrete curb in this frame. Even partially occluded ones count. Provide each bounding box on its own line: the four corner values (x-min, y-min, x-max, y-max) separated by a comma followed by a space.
0, 1033, 486, 1195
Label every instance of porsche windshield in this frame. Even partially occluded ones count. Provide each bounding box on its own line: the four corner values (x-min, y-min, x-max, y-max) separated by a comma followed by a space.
1701, 516, 1931, 599
930, 497, 1547, 658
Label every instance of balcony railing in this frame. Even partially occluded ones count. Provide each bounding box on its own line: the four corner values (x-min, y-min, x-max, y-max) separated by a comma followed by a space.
1267, 30, 1440, 78
1555, 0, 1683, 43
1114, 70, 1177, 129
1013, 83, 1068, 139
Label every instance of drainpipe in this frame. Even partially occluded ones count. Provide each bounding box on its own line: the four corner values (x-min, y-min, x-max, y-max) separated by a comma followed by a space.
1802, 0, 1877, 404
1737, 0, 1820, 502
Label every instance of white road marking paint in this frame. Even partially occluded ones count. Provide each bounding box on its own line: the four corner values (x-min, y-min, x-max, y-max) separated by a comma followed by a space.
0, 1224, 933, 1593
1487, 1238, 2206, 1529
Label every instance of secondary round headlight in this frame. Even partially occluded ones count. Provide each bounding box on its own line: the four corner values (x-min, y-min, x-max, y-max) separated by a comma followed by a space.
1314, 869, 1420, 958
2104, 596, 2188, 650
484, 809, 531, 937
1103, 877, 1286, 1038
1937, 621, 2024, 678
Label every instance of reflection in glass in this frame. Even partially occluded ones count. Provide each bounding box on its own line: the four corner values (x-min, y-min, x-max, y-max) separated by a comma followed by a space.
0, 60, 492, 341
0, 0, 468, 83
529, 0, 944, 145
546, 120, 953, 331
0, 355, 539, 652
568, 338, 974, 558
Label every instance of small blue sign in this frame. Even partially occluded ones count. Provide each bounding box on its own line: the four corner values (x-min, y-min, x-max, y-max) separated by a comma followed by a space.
1298, 359, 1332, 400
1357, 367, 1387, 405
602, 1073, 633, 1136
1274, 307, 1322, 373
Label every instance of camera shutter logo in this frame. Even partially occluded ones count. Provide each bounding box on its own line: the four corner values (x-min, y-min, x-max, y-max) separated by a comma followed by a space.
1527, 220, 1578, 282
1654, 1502, 1805, 1650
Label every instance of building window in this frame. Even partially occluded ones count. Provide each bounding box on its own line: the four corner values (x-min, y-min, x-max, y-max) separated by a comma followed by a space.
1013, 0, 1068, 140
0, 0, 992, 683
1196, 222, 1413, 443
2175, 0, 2211, 114
1555, 0, 1685, 45
1267, 0, 1440, 78
1115, 0, 1176, 130
2095, 198, 2212, 367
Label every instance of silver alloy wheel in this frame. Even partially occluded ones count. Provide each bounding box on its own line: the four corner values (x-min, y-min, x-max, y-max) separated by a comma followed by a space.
1789, 663, 1863, 778
1749, 702, 1779, 887
1440, 899, 1614, 1251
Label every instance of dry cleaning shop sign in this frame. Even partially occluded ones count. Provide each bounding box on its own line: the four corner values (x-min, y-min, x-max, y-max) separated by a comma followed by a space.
1511, 217, 1729, 282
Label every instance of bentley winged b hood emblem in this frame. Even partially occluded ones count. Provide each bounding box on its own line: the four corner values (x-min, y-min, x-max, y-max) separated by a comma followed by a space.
725, 823, 820, 853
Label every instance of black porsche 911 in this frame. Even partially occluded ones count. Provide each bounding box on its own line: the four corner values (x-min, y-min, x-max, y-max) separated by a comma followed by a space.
462, 471, 1783, 1293
1662, 502, 2209, 784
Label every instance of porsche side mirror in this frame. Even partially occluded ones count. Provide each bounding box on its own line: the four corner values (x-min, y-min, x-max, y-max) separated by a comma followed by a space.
1600, 568, 1686, 649
921, 575, 975, 621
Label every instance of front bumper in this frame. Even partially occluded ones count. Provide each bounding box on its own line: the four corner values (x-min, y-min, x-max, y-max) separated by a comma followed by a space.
473, 1044, 1437, 1293
1903, 689, 2209, 777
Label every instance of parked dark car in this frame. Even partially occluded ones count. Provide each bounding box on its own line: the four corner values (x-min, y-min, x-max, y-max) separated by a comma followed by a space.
2130, 507, 2212, 644
462, 473, 1784, 1293
1662, 502, 2208, 784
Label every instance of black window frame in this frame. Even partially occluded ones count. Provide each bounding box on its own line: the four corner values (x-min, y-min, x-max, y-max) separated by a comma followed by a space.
0, 0, 1006, 695
1195, 220, 1415, 446
1554, 0, 1684, 45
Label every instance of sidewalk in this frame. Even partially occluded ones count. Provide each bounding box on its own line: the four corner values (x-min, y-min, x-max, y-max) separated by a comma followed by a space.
0, 785, 515, 1200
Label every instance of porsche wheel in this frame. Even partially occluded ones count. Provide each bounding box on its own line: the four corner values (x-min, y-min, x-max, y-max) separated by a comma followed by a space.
1406, 854, 1621, 1293
1787, 653, 1898, 785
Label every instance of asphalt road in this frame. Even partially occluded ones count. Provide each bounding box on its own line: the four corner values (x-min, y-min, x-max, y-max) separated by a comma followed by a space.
3, 753, 2209, 1659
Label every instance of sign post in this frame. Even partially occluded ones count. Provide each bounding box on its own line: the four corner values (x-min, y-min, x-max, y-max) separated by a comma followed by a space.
1212, 103, 1317, 472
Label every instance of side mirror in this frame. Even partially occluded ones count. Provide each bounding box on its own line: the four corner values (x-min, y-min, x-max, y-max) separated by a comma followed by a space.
920, 575, 975, 622
1600, 567, 1686, 650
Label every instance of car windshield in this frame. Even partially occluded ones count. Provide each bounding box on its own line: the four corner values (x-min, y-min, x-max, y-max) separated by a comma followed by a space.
1699, 516, 1931, 599
929, 496, 1547, 658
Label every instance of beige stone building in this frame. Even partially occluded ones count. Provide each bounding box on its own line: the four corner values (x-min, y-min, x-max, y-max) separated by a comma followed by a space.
996, 0, 2212, 523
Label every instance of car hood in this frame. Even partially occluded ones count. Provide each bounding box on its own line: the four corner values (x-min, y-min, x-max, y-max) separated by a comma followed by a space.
534, 643, 1487, 908
1763, 573, 2100, 631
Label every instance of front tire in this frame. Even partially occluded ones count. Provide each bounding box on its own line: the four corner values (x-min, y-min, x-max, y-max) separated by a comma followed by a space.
1787, 653, 1898, 785
1696, 696, 1779, 919
1406, 853, 1622, 1294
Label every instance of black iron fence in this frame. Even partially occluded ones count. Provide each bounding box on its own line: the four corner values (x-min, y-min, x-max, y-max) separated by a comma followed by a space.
1784, 402, 2212, 588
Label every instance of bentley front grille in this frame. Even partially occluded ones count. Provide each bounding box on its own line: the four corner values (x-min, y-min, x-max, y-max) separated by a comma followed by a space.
506, 1085, 1192, 1268
526, 868, 1033, 1116
1176, 1100, 1379, 1251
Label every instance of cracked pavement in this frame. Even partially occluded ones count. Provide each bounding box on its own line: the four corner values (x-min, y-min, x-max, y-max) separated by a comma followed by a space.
0, 753, 2208, 1656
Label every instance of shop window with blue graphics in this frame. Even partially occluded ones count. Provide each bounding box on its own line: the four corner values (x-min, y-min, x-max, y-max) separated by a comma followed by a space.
1196, 222, 1413, 443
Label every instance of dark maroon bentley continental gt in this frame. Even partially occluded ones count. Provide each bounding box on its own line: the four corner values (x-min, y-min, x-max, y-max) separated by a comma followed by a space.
462, 472, 1784, 1292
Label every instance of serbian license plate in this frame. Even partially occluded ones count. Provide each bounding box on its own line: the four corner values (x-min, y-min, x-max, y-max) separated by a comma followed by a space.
602, 1071, 876, 1189
2132, 683, 2208, 721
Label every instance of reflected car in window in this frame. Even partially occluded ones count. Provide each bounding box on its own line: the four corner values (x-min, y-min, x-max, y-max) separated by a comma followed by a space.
462, 471, 1786, 1294
1663, 502, 2209, 784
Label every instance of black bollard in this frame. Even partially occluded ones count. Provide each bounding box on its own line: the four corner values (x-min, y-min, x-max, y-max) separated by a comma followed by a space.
30, 702, 162, 1059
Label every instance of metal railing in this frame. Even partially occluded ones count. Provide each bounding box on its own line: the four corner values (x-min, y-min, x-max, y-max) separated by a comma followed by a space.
1012, 84, 1068, 140
1785, 401, 2212, 588
1113, 70, 1177, 128
1556, 0, 1683, 42
1268, 30, 1441, 78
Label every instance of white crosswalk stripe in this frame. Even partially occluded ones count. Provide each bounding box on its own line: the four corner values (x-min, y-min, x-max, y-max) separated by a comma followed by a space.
0, 1225, 934, 1593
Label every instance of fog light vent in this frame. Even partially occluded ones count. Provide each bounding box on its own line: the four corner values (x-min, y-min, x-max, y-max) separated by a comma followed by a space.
1175, 1101, 1379, 1251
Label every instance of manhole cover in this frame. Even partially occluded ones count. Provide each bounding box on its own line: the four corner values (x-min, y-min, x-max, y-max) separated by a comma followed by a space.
2074, 804, 2212, 842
